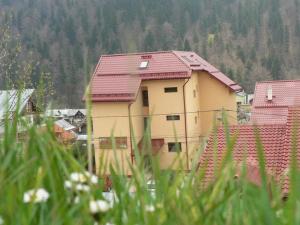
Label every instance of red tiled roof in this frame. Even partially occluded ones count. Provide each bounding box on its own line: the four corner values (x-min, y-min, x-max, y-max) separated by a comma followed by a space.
199, 124, 286, 185
251, 80, 300, 124
281, 108, 300, 192
91, 74, 141, 102
200, 107, 300, 194
251, 107, 288, 125
90, 51, 242, 102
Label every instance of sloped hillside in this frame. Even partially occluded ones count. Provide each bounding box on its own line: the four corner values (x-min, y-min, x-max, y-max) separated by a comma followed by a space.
0, 0, 299, 106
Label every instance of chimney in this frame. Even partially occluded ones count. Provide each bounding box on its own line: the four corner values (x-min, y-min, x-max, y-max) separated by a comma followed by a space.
267, 86, 273, 101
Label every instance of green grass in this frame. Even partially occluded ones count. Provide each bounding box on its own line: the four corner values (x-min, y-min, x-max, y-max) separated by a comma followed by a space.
0, 111, 299, 225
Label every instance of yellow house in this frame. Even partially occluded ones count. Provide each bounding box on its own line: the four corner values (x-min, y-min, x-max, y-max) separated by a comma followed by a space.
88, 51, 242, 175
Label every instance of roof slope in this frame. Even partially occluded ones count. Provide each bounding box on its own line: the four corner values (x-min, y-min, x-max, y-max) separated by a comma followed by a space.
251, 80, 300, 124
90, 51, 241, 102
0, 89, 34, 120
199, 124, 286, 185
281, 107, 300, 192
200, 108, 300, 193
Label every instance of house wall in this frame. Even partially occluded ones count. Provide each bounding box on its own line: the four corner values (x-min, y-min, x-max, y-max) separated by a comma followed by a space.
142, 79, 188, 169
184, 72, 202, 168
91, 91, 144, 176
92, 102, 131, 175
198, 71, 238, 137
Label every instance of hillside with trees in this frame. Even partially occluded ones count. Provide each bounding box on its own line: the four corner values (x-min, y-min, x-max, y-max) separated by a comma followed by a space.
0, 0, 300, 107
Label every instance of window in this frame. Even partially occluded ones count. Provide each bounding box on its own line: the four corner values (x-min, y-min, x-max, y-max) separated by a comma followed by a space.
144, 117, 150, 131
195, 116, 197, 124
164, 87, 178, 93
139, 61, 149, 69
99, 137, 127, 149
193, 89, 196, 98
142, 90, 149, 107
168, 142, 182, 152
166, 115, 180, 121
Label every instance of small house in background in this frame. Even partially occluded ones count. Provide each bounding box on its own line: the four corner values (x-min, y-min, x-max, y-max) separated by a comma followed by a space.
201, 79, 300, 195
46, 109, 87, 134
251, 80, 300, 124
0, 89, 39, 137
200, 107, 300, 195
236, 91, 253, 124
54, 119, 77, 144
88, 50, 242, 175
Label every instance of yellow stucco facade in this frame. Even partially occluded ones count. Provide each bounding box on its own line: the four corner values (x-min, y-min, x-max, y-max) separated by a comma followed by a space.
92, 71, 238, 175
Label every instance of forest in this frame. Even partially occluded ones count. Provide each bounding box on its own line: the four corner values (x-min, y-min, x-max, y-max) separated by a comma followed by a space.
0, 0, 299, 107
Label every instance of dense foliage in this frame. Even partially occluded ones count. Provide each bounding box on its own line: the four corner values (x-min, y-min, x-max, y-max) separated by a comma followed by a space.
0, 0, 300, 106
1, 109, 300, 224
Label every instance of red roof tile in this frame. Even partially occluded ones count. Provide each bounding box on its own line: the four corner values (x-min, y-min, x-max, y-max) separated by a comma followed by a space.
201, 107, 300, 194
251, 80, 300, 124
281, 107, 300, 193
199, 124, 286, 186
91, 74, 141, 102
90, 51, 242, 102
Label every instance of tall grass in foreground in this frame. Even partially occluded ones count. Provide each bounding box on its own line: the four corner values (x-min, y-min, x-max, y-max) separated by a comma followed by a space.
0, 112, 300, 224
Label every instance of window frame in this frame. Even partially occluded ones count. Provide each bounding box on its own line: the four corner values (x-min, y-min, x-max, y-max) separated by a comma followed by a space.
142, 90, 149, 107
168, 142, 182, 152
166, 115, 180, 121
99, 137, 128, 149
164, 87, 178, 93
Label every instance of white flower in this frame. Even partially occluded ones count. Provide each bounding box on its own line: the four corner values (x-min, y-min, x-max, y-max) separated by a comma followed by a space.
0, 216, 3, 225
102, 192, 115, 208
74, 196, 80, 204
75, 184, 90, 192
145, 204, 155, 212
89, 200, 110, 214
69, 172, 98, 184
70, 172, 87, 183
64, 180, 73, 189
23, 188, 49, 203
85, 172, 98, 184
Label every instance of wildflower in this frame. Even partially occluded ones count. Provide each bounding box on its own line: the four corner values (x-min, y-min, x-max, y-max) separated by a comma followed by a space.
64, 180, 73, 189
70, 172, 87, 183
145, 204, 155, 212
69, 172, 98, 184
23, 188, 49, 203
75, 184, 90, 192
0, 216, 3, 225
74, 196, 80, 204
102, 192, 115, 208
89, 200, 110, 214
85, 172, 98, 184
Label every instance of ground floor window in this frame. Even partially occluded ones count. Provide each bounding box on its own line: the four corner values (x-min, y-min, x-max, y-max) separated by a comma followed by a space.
166, 115, 180, 121
99, 137, 127, 149
168, 142, 182, 152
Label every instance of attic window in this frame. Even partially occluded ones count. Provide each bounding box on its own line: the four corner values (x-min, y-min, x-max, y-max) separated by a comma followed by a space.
139, 61, 149, 69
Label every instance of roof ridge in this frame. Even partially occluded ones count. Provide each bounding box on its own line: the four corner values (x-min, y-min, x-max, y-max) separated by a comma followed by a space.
171, 51, 194, 71
100, 50, 176, 57
256, 79, 300, 84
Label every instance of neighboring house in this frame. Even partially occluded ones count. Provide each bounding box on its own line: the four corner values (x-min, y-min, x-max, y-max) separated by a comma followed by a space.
251, 80, 300, 124
199, 107, 300, 195
236, 91, 253, 124
46, 109, 87, 134
54, 119, 77, 144
236, 91, 253, 106
201, 79, 300, 194
89, 51, 242, 175
0, 89, 38, 136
